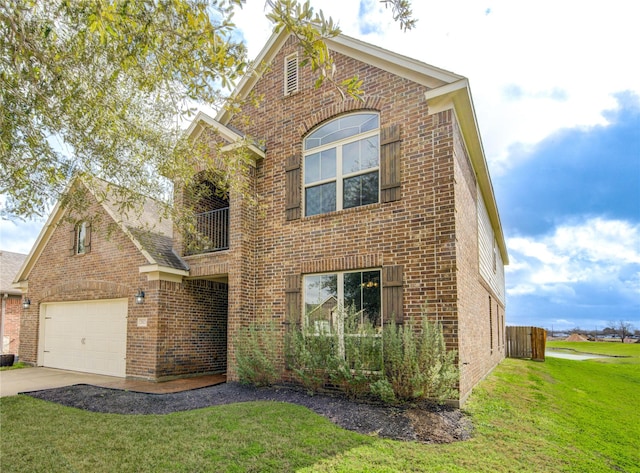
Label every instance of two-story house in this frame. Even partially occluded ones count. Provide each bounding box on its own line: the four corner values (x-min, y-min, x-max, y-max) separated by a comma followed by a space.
14, 29, 507, 406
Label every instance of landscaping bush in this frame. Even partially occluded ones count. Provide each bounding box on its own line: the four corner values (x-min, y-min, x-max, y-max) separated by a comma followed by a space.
382, 318, 459, 403
235, 320, 278, 387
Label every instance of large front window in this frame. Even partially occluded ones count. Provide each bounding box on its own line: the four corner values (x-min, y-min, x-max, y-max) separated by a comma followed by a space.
304, 270, 381, 334
304, 270, 382, 370
304, 113, 379, 216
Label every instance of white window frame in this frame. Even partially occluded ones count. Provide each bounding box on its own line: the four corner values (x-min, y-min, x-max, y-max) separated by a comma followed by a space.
303, 114, 380, 216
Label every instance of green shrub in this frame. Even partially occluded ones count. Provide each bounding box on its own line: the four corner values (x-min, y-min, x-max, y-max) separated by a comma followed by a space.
370, 378, 397, 404
287, 325, 336, 393
382, 317, 459, 403
286, 305, 459, 404
235, 321, 278, 387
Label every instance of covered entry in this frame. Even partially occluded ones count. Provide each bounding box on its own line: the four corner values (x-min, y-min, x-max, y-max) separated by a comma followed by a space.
39, 299, 127, 377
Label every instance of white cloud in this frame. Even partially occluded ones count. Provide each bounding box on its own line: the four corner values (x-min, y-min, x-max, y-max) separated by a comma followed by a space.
233, 1, 640, 174
506, 217, 640, 298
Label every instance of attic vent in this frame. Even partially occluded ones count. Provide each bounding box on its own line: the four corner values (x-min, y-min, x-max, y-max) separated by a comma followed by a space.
284, 53, 298, 96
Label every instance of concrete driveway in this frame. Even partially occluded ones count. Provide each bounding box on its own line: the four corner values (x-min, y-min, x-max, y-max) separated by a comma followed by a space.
0, 367, 121, 397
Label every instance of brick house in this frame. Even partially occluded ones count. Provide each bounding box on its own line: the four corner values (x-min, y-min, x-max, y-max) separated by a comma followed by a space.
1, 251, 27, 357
14, 30, 507, 406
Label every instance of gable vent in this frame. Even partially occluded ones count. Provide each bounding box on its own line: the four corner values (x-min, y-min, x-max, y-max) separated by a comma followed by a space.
284, 53, 298, 96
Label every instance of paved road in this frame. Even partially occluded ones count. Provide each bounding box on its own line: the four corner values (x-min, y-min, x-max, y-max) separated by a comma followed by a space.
0, 367, 120, 397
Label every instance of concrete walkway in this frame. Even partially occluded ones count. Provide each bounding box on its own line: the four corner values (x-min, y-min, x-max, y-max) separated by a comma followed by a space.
545, 351, 608, 361
0, 367, 226, 397
0, 367, 121, 397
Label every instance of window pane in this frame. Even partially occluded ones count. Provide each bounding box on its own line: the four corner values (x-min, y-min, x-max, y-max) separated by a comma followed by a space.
305, 152, 320, 184
343, 172, 379, 209
343, 272, 363, 313
361, 136, 379, 169
342, 141, 360, 175
305, 182, 336, 216
305, 113, 378, 149
305, 149, 336, 184
77, 222, 86, 254
343, 136, 379, 175
343, 270, 381, 330
361, 271, 381, 327
320, 148, 336, 180
360, 114, 379, 133
305, 274, 338, 333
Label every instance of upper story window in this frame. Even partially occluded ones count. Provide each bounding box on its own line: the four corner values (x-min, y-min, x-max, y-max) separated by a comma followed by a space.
70, 221, 91, 255
284, 53, 298, 96
303, 113, 379, 216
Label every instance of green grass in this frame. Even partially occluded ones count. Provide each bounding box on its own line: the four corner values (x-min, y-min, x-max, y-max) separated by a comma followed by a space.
0, 362, 30, 371
548, 340, 640, 360
1, 344, 638, 472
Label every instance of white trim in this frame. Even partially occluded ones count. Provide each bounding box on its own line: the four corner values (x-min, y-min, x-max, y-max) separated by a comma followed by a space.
186, 111, 266, 161
139, 264, 189, 283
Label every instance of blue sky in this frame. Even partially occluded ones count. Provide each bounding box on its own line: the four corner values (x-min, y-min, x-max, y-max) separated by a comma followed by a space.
1, 0, 638, 331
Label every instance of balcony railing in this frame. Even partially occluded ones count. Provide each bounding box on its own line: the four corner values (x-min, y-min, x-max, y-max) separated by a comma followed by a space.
185, 207, 229, 255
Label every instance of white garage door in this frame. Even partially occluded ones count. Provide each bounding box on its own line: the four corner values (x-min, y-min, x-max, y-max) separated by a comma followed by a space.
41, 299, 127, 377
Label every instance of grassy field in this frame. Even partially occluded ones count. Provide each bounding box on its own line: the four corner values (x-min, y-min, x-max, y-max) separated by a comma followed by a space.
1, 342, 638, 472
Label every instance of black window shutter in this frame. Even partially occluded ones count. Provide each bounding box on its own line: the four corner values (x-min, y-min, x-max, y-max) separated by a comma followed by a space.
382, 265, 404, 324
380, 124, 401, 203
285, 155, 301, 220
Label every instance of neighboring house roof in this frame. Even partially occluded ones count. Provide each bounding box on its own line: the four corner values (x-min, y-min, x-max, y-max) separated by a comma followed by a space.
0, 251, 27, 296
213, 29, 508, 264
13, 177, 188, 288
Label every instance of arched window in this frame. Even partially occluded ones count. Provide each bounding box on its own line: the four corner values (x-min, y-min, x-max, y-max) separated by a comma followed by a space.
303, 113, 379, 216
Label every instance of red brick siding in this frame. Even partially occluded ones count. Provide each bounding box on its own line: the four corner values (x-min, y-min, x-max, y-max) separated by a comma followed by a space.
452, 117, 505, 404
155, 279, 227, 379
223, 38, 464, 386
2, 295, 21, 355
20, 191, 229, 381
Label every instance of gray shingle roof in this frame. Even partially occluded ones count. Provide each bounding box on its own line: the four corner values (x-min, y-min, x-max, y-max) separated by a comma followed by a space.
89, 178, 189, 272
0, 251, 27, 294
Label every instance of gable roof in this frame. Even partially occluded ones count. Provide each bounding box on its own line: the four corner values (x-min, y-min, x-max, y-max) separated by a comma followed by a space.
213, 29, 508, 264
13, 177, 188, 287
185, 111, 266, 159
0, 251, 27, 295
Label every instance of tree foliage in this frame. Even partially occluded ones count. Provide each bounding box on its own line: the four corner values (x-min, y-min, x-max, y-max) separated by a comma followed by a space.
1, 0, 414, 223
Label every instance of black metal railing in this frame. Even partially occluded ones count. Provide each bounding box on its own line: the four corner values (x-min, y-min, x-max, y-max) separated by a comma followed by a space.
186, 207, 229, 255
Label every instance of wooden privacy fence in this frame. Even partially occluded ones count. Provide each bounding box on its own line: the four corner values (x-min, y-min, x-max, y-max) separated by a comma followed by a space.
506, 326, 547, 361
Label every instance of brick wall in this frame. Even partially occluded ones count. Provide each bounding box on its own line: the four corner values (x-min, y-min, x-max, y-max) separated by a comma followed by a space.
2, 295, 21, 354
20, 189, 229, 381
178, 36, 505, 403
20, 196, 151, 372
155, 279, 228, 379
223, 37, 467, 389
452, 117, 505, 403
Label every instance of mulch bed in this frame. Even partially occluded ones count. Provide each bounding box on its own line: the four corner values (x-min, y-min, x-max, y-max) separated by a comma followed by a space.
23, 382, 473, 444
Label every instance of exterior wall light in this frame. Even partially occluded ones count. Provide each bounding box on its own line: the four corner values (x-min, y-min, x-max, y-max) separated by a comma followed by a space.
22, 298, 31, 309
135, 289, 145, 305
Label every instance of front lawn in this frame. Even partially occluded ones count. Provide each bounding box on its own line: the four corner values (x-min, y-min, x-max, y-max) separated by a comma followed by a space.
1, 343, 638, 472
